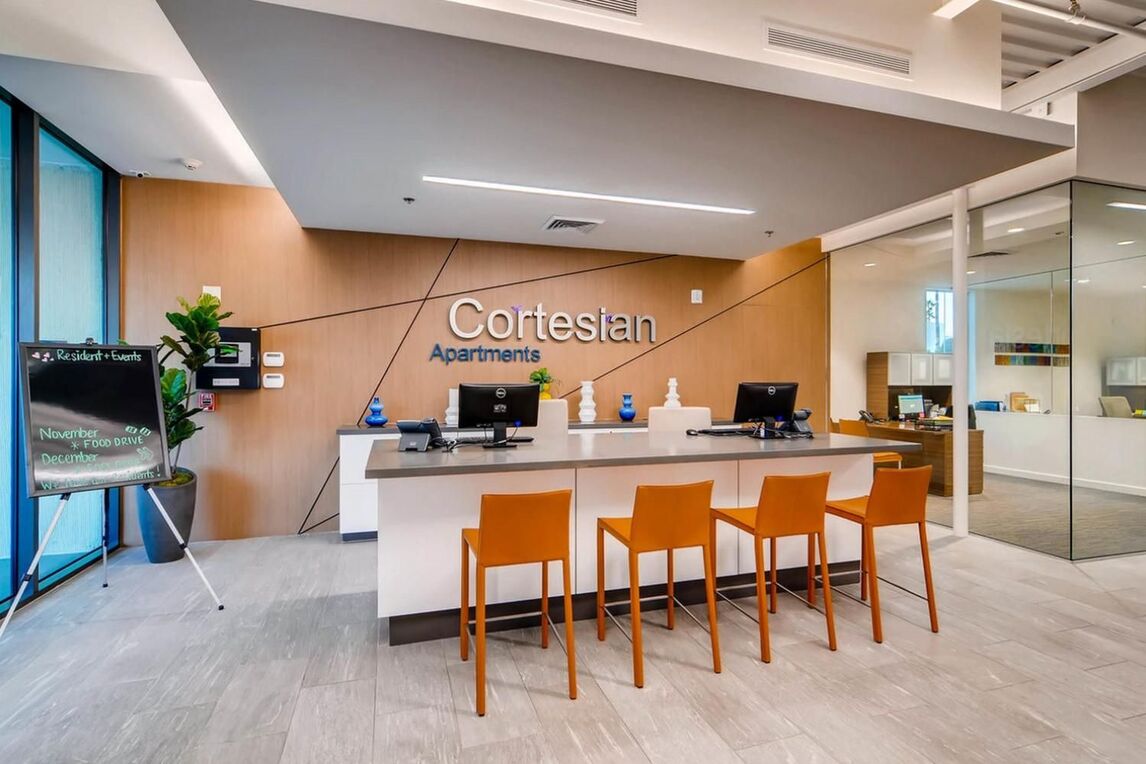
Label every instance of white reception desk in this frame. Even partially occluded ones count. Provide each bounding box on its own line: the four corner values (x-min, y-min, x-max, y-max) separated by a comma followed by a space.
364, 431, 919, 628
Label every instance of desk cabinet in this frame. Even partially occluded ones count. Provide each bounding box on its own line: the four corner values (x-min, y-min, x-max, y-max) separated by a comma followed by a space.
911, 354, 934, 385
867, 424, 983, 497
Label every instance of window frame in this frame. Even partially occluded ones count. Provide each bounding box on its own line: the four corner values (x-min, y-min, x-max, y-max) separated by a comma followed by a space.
0, 85, 122, 615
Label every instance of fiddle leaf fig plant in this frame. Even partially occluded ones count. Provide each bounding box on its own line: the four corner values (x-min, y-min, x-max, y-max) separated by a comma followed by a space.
157, 294, 232, 479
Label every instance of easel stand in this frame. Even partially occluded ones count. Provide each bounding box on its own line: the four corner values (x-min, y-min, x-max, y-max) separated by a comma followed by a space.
0, 488, 224, 643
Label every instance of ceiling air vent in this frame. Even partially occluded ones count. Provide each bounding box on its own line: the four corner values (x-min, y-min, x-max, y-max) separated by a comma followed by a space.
557, 0, 638, 17
544, 216, 603, 233
765, 24, 912, 77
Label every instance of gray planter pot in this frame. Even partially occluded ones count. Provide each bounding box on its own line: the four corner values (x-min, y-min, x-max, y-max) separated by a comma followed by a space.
138, 469, 197, 564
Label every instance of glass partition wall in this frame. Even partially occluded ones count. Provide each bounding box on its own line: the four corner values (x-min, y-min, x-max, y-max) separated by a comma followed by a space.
833, 180, 1146, 560
1071, 181, 1146, 559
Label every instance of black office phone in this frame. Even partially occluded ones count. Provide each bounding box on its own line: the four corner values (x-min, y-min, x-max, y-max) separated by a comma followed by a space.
396, 418, 446, 451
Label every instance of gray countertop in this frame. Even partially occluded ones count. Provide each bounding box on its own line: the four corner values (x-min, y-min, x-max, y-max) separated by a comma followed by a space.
364, 431, 921, 479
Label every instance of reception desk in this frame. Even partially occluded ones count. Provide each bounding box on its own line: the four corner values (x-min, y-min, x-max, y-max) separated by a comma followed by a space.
866, 423, 983, 497
364, 431, 919, 640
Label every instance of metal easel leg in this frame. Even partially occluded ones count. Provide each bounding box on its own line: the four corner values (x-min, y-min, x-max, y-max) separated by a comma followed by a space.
146, 487, 224, 611
0, 494, 71, 643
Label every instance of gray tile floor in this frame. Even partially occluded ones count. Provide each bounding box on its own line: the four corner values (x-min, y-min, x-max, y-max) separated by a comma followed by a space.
2, 526, 1146, 762
927, 474, 1146, 560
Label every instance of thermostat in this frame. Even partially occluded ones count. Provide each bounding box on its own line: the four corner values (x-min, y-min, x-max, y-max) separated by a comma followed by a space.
263, 351, 285, 367
262, 373, 285, 389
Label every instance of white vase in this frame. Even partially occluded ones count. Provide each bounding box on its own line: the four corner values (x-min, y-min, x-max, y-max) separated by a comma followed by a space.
665, 377, 682, 408
578, 381, 597, 423
445, 387, 459, 427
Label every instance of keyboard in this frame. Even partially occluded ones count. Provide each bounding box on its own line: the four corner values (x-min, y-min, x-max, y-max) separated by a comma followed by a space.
451, 435, 534, 444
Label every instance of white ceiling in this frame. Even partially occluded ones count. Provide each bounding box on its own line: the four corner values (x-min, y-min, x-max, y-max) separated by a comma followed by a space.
150, 0, 1071, 259
0, 0, 269, 186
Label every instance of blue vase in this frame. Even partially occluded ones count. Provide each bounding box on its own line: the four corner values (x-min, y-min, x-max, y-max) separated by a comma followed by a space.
365, 397, 389, 427
618, 393, 636, 422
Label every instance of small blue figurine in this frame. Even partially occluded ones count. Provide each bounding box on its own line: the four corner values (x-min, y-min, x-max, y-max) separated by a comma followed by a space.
619, 393, 636, 422
365, 397, 389, 427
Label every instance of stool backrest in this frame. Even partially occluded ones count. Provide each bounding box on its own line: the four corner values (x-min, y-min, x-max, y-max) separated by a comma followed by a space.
630, 480, 714, 551
756, 472, 831, 537
866, 465, 932, 526
837, 419, 870, 437
478, 489, 572, 565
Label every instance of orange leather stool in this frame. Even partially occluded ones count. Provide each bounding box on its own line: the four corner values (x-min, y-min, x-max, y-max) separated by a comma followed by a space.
837, 419, 902, 468
460, 489, 576, 716
596, 480, 721, 688
824, 465, 937, 643
711, 472, 835, 663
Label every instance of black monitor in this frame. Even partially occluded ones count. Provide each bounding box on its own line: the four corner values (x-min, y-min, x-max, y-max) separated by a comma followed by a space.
733, 382, 798, 432
458, 383, 540, 448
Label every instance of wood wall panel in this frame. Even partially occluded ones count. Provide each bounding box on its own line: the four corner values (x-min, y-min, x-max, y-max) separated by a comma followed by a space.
122, 179, 827, 541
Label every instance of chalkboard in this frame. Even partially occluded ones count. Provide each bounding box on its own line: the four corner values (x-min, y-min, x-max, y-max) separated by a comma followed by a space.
20, 343, 171, 497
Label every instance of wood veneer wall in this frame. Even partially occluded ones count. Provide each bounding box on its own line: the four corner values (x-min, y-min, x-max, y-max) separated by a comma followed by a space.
122, 179, 828, 541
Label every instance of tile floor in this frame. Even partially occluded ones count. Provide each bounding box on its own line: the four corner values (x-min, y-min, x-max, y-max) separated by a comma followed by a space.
1, 525, 1145, 763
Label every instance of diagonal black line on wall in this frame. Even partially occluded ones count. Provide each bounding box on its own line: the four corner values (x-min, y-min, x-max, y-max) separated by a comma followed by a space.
260, 254, 675, 330
296, 238, 459, 535
297, 250, 824, 535
557, 255, 829, 399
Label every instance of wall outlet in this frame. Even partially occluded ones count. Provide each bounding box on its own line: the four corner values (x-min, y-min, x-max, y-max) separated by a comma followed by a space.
690, 289, 703, 304
262, 373, 284, 389
202, 285, 222, 299
263, 351, 285, 367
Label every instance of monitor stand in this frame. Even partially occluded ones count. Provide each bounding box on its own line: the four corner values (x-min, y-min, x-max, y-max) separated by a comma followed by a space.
483, 422, 517, 449
748, 417, 779, 439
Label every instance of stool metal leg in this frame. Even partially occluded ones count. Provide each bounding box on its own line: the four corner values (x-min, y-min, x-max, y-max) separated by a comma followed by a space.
666, 549, 675, 630
476, 565, 487, 716
628, 550, 643, 688
541, 561, 550, 649
562, 557, 577, 699
754, 535, 771, 663
596, 525, 606, 641
818, 531, 837, 651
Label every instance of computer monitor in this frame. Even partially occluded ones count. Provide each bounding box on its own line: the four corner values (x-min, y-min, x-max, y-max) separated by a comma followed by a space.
457, 383, 540, 448
898, 394, 925, 417
732, 382, 798, 432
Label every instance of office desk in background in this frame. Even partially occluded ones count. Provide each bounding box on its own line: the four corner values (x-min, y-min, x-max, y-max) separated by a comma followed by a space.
866, 423, 983, 497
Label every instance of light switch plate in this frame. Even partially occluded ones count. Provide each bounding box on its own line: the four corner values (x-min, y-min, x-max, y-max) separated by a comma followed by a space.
690, 289, 703, 304
263, 351, 285, 367
262, 373, 284, 389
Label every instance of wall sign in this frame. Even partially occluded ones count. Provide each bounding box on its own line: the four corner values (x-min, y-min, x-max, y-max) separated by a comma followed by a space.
430, 297, 657, 365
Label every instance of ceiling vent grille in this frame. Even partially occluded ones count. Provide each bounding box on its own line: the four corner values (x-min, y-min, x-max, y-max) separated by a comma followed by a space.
558, 0, 638, 17
544, 216, 603, 233
765, 24, 912, 77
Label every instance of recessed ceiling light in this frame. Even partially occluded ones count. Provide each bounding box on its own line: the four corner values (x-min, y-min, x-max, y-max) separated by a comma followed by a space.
1117, 240, 1136, 246
966, 270, 976, 275
1077, 279, 1091, 284
863, 262, 877, 267
421, 176, 755, 215
1007, 227, 1025, 233
1108, 202, 1146, 211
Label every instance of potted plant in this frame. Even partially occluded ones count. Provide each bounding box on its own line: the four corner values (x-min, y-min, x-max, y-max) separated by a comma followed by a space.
530, 367, 554, 399
136, 294, 232, 563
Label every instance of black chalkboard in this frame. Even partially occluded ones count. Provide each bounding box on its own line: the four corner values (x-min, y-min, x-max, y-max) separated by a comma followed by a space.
20, 343, 171, 497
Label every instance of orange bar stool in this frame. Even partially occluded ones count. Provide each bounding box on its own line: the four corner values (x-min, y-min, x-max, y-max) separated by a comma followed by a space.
837, 419, 902, 468
711, 472, 835, 663
823, 465, 937, 643
460, 489, 576, 716
596, 480, 721, 688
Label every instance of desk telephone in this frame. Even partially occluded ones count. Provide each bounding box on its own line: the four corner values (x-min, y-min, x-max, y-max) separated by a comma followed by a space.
396, 418, 448, 451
